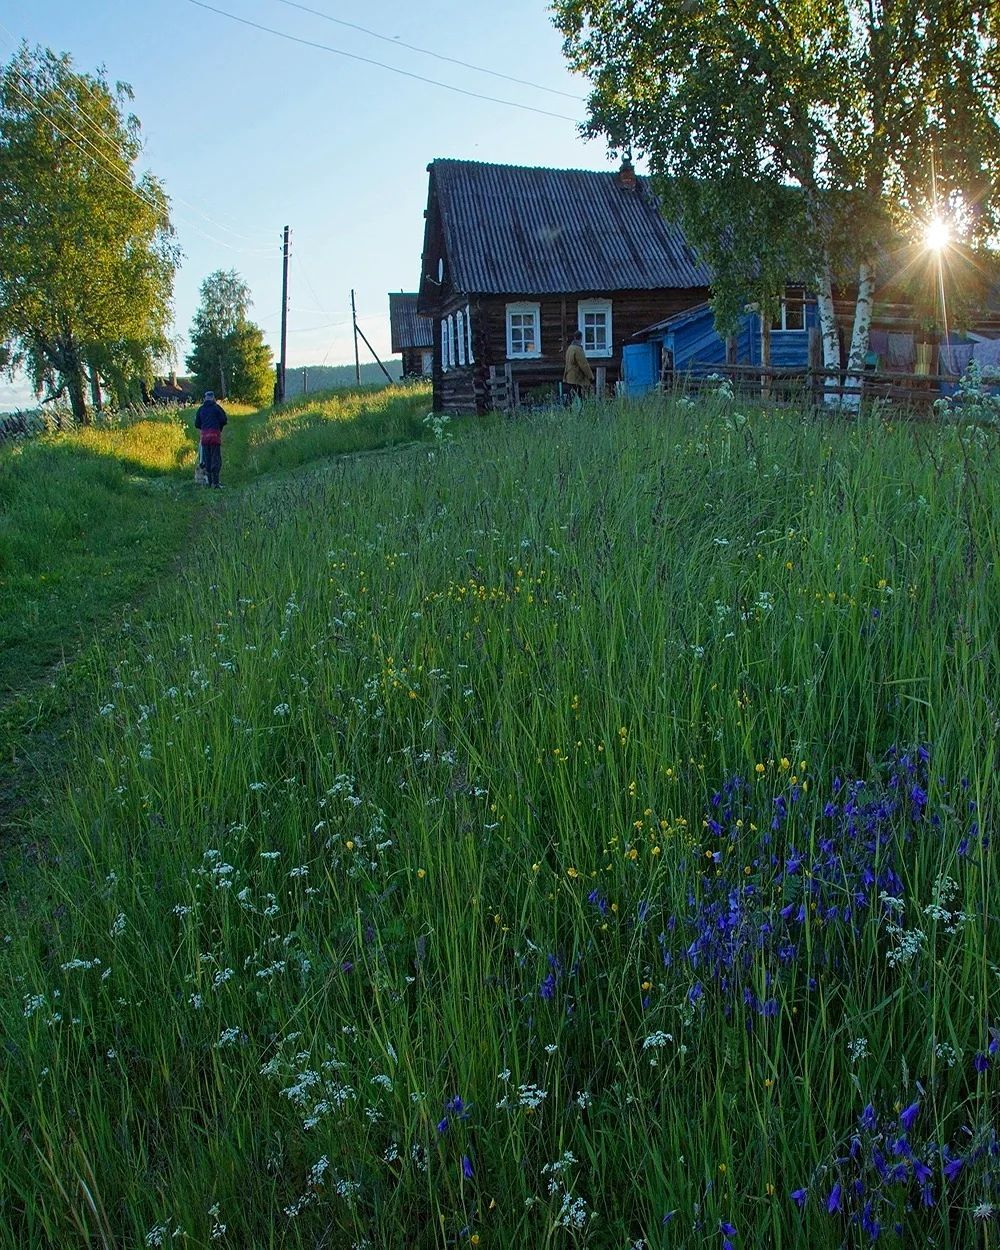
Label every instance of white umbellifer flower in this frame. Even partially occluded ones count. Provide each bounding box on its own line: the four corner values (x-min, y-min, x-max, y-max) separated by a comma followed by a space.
60, 958, 101, 972
642, 1031, 674, 1050
288, 865, 309, 879
208, 1204, 226, 1241
555, 1191, 590, 1230
212, 968, 234, 990
307, 1156, 330, 1187
273, 703, 290, 717
847, 1037, 869, 1062
144, 1225, 167, 1247
542, 1151, 577, 1177
23, 994, 45, 1018
109, 913, 126, 938
189, 993, 203, 1010
371, 1074, 393, 1090
215, 1027, 241, 1049
974, 1203, 995, 1220
544, 1043, 558, 1054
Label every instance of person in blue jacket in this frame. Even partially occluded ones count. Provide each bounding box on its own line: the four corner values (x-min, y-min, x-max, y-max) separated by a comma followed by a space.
194, 391, 228, 488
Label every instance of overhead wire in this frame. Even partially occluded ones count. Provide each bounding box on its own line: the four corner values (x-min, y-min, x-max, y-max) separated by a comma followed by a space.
268, 0, 585, 102
6, 76, 278, 256
184, 0, 581, 124
0, 23, 278, 254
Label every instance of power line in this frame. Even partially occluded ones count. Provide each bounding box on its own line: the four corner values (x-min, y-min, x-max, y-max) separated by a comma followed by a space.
0, 27, 278, 254
5, 77, 278, 256
184, 0, 581, 125
269, 0, 585, 102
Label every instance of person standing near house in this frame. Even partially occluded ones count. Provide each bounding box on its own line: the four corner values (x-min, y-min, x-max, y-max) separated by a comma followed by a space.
195, 390, 227, 488
563, 330, 594, 403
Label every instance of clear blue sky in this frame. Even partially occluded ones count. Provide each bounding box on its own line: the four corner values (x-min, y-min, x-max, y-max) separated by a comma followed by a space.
2, 0, 617, 401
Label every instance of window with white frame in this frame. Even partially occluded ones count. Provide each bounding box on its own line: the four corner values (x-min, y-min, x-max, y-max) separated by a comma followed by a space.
447, 315, 456, 368
578, 299, 613, 357
465, 305, 474, 363
456, 309, 466, 365
770, 287, 807, 331
441, 319, 449, 372
506, 302, 541, 359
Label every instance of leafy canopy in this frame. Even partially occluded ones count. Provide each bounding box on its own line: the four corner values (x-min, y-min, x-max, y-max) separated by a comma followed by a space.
186, 270, 274, 408
553, 0, 1000, 328
0, 44, 178, 419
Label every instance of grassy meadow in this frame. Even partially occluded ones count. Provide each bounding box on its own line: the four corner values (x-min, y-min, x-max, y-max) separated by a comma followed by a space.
1, 391, 998, 1248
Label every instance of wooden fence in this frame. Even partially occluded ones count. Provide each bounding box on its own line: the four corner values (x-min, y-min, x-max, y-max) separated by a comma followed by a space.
671, 364, 954, 413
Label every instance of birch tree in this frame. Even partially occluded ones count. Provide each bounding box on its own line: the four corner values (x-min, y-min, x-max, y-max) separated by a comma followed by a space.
0, 45, 178, 422
186, 270, 273, 408
552, 0, 1000, 387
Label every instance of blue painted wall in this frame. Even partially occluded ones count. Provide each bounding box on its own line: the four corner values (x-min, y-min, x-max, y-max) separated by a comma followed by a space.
645, 303, 814, 374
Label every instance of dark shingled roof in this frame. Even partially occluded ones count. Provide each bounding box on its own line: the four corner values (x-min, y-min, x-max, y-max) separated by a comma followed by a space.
428, 159, 711, 295
388, 292, 433, 352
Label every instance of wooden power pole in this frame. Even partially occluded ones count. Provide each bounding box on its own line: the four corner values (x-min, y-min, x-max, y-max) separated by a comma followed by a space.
351, 288, 361, 386
278, 225, 291, 402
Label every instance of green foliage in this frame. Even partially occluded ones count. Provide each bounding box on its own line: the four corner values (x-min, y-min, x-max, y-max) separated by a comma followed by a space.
186, 269, 274, 408
553, 1, 1000, 343
0, 44, 179, 423
1, 395, 998, 1246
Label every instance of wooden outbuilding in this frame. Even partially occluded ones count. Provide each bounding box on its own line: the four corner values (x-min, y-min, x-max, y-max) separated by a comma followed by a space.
388, 292, 434, 378
416, 159, 712, 413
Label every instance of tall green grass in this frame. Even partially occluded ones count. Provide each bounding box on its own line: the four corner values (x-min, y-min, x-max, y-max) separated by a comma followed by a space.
1, 395, 997, 1248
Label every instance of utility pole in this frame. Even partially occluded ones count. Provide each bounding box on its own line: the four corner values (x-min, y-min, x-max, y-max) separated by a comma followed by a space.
278, 225, 291, 403
351, 288, 361, 386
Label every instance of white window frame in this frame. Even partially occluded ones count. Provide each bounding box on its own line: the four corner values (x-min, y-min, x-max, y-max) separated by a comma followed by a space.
465, 305, 474, 363
505, 302, 542, 360
456, 309, 466, 366
447, 315, 456, 368
441, 319, 449, 373
771, 287, 807, 332
578, 298, 613, 358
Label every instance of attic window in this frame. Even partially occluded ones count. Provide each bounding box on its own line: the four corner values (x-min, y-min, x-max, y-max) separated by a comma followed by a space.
506, 302, 541, 359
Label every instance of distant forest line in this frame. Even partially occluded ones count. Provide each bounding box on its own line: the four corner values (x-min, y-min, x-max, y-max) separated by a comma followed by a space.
282, 360, 403, 396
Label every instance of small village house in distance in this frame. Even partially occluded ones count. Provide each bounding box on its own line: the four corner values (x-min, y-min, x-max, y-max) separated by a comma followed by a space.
417, 158, 711, 414
388, 292, 433, 378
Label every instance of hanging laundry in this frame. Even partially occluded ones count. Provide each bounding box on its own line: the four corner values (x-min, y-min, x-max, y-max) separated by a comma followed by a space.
939, 343, 974, 376
972, 338, 1000, 371
887, 332, 915, 370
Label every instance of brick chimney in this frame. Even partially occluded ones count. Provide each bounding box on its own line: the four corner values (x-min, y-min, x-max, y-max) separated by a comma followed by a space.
617, 158, 637, 190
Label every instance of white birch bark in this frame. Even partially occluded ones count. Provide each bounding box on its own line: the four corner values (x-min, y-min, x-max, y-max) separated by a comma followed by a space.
814, 263, 842, 404
843, 259, 876, 411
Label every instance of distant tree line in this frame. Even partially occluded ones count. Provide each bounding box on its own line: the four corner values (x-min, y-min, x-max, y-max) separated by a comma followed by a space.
282, 361, 403, 398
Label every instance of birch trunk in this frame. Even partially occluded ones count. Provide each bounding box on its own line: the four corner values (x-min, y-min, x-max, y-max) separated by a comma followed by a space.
843, 259, 876, 411
814, 265, 843, 404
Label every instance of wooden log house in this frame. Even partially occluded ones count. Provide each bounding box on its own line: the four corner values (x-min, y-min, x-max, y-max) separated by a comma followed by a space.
416, 159, 712, 414
388, 292, 434, 378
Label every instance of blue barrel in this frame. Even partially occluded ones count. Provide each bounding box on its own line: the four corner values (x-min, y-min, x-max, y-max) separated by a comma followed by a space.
621, 342, 659, 396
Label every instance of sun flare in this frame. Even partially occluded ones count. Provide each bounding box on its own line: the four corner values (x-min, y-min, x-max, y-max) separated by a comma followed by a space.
924, 218, 951, 251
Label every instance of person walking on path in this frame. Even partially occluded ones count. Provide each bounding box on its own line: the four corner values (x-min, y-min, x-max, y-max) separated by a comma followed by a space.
194, 391, 228, 488
563, 331, 594, 404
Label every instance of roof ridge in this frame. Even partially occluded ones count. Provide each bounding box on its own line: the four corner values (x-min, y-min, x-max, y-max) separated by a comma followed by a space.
428, 156, 645, 180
